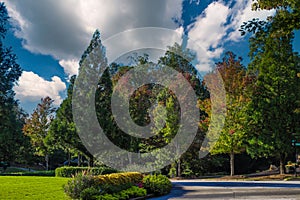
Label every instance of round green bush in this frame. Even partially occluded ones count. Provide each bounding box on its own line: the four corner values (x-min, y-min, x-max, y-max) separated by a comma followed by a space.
97, 194, 118, 200
80, 187, 99, 200
96, 186, 146, 200
143, 174, 172, 196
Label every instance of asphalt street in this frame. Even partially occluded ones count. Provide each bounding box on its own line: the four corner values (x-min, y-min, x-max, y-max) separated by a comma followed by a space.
149, 180, 300, 200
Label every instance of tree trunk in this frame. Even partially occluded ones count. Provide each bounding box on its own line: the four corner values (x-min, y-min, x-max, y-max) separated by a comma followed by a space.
176, 159, 181, 177
45, 154, 49, 171
78, 153, 82, 167
89, 156, 94, 167
230, 151, 234, 176
280, 156, 285, 175
67, 149, 71, 166
128, 152, 132, 165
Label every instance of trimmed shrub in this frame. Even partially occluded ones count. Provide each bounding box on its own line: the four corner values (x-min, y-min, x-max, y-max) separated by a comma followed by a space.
64, 172, 144, 199
55, 166, 117, 177
94, 172, 143, 186
143, 174, 172, 196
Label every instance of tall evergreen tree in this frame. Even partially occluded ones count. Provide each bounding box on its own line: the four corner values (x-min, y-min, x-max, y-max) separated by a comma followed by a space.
0, 2, 23, 162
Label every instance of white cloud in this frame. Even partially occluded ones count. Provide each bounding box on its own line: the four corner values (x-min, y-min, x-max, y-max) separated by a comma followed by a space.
188, 2, 230, 50
59, 59, 79, 76
4, 0, 275, 76
14, 71, 66, 106
103, 27, 184, 64
187, 1, 230, 72
186, 0, 275, 72
4, 0, 183, 76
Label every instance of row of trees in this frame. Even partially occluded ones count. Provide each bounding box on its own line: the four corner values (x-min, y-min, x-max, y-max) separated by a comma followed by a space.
22, 31, 210, 172
209, 0, 300, 175
1, 1, 300, 175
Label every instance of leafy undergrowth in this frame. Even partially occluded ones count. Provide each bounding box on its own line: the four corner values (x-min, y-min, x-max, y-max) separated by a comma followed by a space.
0, 176, 70, 199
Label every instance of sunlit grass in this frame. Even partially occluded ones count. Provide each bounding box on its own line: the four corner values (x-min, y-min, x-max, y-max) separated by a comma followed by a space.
0, 176, 70, 200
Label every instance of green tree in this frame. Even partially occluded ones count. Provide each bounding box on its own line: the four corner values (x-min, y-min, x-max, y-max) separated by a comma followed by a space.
141, 43, 208, 176
0, 2, 23, 162
241, 3, 300, 174
103, 44, 207, 174
104, 65, 143, 154
23, 97, 55, 170
240, 0, 300, 38
252, 0, 300, 32
207, 52, 250, 176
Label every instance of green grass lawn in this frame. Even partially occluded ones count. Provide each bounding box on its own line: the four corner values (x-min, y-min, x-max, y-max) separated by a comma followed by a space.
0, 176, 70, 200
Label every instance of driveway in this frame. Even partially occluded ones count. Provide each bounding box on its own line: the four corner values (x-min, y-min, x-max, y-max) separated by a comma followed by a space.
150, 180, 300, 199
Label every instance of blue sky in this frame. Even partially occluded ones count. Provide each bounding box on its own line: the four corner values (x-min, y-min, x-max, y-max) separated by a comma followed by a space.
2, 0, 299, 113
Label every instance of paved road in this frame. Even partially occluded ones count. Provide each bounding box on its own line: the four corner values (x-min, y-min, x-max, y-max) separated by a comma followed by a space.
150, 180, 300, 200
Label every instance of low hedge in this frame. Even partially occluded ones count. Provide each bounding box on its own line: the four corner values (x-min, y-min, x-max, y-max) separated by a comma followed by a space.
94, 172, 143, 186
55, 166, 117, 177
64, 172, 143, 199
143, 174, 172, 196
0, 170, 55, 176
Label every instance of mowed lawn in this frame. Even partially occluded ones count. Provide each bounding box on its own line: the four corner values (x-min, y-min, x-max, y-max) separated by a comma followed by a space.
0, 176, 70, 199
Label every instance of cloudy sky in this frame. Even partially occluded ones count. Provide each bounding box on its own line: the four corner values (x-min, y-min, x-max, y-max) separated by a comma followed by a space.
2, 0, 300, 113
